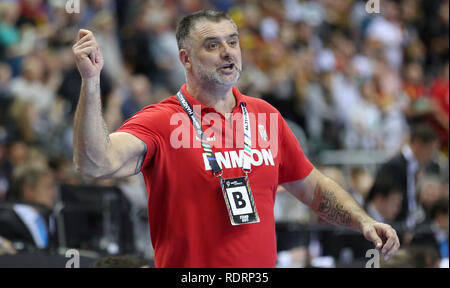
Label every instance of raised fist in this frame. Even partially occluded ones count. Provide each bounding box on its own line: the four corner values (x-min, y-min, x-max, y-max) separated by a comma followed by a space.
72, 29, 104, 79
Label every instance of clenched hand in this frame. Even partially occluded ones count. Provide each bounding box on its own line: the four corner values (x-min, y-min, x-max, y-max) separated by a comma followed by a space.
72, 29, 104, 79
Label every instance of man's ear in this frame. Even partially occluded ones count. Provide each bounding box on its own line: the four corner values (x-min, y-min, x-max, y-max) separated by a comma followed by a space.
179, 49, 191, 69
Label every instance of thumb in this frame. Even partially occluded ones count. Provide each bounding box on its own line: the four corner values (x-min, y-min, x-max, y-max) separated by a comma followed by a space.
364, 227, 383, 250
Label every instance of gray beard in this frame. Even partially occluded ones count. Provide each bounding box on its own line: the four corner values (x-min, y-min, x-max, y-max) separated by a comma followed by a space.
194, 63, 242, 87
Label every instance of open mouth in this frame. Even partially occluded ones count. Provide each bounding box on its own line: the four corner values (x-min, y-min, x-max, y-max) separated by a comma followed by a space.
219, 63, 235, 72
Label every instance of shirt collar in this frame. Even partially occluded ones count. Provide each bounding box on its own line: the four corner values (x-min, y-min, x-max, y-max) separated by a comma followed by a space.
180, 84, 246, 113
232, 86, 247, 107
402, 144, 419, 172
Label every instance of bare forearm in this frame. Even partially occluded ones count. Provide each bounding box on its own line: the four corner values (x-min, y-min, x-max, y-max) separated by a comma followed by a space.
73, 76, 112, 176
283, 168, 401, 258
311, 177, 375, 231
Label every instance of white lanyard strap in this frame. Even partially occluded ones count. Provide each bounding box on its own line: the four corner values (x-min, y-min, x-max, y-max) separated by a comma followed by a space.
241, 103, 252, 172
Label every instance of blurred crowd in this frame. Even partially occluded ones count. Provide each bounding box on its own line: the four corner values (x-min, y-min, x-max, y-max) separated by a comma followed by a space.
0, 0, 448, 267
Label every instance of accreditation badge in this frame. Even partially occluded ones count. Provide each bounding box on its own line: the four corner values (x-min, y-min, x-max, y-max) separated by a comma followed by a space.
220, 176, 260, 225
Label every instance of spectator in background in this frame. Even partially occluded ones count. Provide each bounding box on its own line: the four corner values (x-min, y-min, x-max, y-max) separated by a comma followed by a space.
380, 245, 441, 268
57, 49, 113, 117
78, 0, 115, 28
1, 164, 57, 250
7, 140, 29, 168
120, 1, 160, 85
48, 157, 80, 186
9, 55, 55, 115
90, 11, 126, 86
7, 99, 40, 144
348, 167, 374, 207
347, 79, 383, 150
370, 123, 440, 229
0, 127, 11, 201
418, 174, 444, 223
401, 61, 432, 125
0, 62, 13, 100
327, 33, 361, 131
6, 94, 67, 159
0, 62, 12, 198
18, 0, 49, 26
304, 55, 341, 152
429, 62, 449, 154
366, 0, 404, 71
412, 198, 449, 260
121, 74, 154, 120
425, 0, 449, 73
9, 164, 56, 210
0, 1, 21, 62
46, 3, 82, 48
365, 178, 403, 224
146, 5, 186, 92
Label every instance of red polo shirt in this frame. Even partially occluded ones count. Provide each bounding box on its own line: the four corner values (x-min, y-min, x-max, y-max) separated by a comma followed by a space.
117, 84, 313, 267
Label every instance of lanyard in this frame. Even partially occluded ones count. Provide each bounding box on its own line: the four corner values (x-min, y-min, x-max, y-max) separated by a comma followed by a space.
176, 90, 252, 177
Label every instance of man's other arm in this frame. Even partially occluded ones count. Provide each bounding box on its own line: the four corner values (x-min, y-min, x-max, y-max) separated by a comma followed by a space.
72, 29, 147, 179
282, 168, 400, 260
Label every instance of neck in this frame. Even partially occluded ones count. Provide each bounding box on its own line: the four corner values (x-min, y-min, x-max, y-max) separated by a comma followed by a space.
185, 79, 236, 116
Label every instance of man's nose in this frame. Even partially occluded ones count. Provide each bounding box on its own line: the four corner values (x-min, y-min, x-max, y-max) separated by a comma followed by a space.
220, 44, 233, 60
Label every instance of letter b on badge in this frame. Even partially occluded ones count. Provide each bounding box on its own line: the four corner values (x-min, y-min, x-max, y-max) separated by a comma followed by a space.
232, 192, 246, 209
227, 187, 252, 215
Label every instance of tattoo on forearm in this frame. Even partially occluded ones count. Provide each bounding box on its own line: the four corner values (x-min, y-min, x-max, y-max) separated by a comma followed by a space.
317, 190, 352, 226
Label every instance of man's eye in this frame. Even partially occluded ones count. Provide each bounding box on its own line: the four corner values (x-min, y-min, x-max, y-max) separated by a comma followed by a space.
208, 43, 218, 49
229, 40, 237, 47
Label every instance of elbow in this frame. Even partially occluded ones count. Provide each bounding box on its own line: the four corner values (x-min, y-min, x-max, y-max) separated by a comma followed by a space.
73, 160, 95, 178
73, 157, 110, 179
76, 166, 108, 179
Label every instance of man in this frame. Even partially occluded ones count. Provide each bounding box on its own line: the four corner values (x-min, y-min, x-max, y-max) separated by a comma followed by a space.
0, 164, 57, 249
370, 123, 440, 229
365, 179, 403, 224
72, 10, 399, 268
412, 198, 449, 260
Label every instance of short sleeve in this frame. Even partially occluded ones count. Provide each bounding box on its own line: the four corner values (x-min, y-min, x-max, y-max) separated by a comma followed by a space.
277, 113, 314, 184
116, 108, 161, 171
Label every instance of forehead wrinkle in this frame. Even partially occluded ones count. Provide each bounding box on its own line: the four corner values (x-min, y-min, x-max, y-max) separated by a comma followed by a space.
192, 20, 238, 45
203, 33, 239, 43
